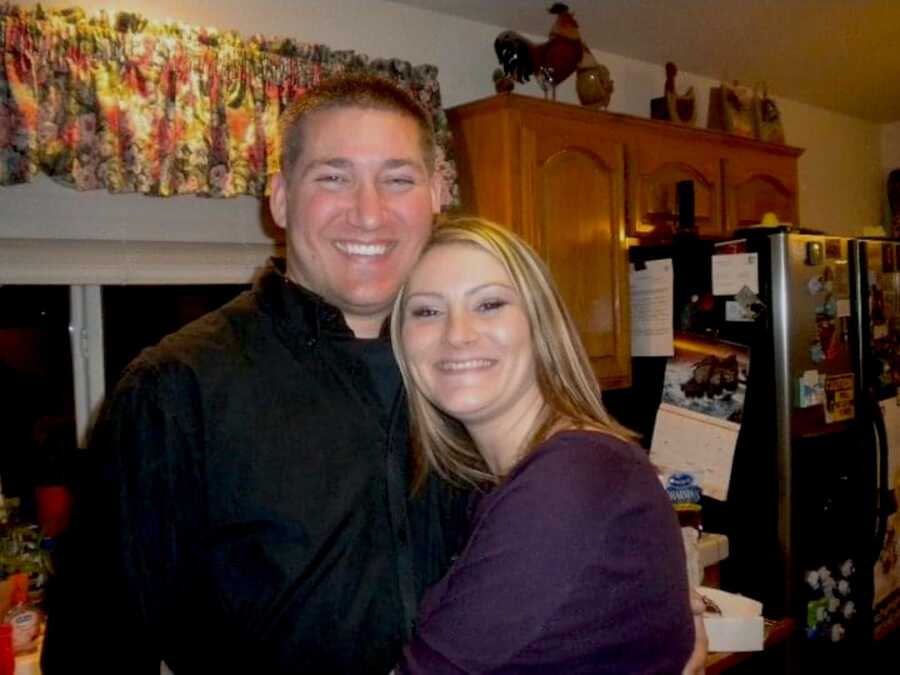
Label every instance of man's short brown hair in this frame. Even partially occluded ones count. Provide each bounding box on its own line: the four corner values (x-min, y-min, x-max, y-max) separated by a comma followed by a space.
278, 73, 436, 177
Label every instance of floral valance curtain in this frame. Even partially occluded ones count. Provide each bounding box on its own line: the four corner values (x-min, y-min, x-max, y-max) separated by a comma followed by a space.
0, 5, 456, 204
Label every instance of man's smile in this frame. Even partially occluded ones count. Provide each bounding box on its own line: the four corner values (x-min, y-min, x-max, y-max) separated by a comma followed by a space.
334, 241, 393, 257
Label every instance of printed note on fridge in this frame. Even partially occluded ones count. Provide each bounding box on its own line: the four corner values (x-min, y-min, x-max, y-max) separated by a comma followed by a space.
712, 253, 759, 296
630, 259, 674, 357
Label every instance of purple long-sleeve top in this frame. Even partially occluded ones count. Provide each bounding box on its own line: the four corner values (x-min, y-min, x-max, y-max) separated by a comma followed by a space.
396, 430, 694, 674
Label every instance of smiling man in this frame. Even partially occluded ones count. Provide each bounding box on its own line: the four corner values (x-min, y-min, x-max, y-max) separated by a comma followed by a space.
268, 87, 442, 337
44, 74, 466, 675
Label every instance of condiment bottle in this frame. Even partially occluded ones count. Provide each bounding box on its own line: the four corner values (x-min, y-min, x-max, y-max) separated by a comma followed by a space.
4, 587, 40, 654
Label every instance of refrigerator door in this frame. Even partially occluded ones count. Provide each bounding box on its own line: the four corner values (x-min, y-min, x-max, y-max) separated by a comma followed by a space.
776, 234, 872, 650
781, 235, 856, 435
857, 239, 900, 640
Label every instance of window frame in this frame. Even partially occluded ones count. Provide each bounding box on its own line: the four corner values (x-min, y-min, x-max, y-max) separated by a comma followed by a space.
1, 239, 279, 446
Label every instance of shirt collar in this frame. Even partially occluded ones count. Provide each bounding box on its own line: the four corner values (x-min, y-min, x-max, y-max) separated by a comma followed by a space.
256, 257, 356, 347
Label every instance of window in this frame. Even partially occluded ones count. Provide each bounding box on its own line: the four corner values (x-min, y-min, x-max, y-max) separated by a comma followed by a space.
0, 239, 277, 522
102, 284, 249, 389
0, 285, 74, 521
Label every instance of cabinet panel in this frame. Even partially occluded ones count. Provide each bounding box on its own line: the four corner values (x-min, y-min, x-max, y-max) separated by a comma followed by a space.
734, 175, 795, 228
628, 135, 723, 237
522, 114, 630, 387
723, 150, 799, 230
444, 106, 518, 226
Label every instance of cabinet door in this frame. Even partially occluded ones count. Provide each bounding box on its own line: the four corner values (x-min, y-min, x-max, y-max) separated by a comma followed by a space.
628, 134, 723, 238
519, 113, 631, 389
723, 150, 799, 230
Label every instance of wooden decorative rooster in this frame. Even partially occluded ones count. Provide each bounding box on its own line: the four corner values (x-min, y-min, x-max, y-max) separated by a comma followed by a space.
494, 3, 584, 100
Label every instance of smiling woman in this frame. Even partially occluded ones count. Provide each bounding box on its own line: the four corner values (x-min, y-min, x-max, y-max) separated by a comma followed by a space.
393, 217, 641, 489
389, 217, 697, 674
399, 242, 541, 476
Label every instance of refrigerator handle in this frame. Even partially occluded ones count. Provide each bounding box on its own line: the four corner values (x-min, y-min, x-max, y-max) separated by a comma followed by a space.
871, 392, 891, 561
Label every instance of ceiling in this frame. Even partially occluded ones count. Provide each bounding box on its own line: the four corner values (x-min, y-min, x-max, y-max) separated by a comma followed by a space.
391, 0, 900, 124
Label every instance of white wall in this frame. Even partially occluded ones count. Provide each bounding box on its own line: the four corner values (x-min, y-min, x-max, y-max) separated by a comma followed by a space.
780, 98, 883, 234
0, 0, 889, 242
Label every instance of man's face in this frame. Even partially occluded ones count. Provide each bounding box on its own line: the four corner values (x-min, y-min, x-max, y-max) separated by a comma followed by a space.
270, 107, 441, 338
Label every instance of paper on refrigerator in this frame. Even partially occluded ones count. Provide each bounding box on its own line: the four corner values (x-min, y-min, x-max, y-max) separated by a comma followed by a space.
650, 333, 749, 501
712, 253, 759, 296
651, 404, 740, 501
629, 259, 674, 357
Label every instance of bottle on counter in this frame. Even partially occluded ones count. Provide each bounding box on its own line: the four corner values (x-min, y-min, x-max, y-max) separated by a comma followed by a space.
664, 472, 704, 531
4, 585, 41, 655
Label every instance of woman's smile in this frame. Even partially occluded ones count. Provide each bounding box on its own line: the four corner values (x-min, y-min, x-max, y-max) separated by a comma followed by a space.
434, 358, 497, 372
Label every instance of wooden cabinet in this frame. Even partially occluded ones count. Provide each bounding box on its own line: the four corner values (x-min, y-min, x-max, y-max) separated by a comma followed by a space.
624, 117, 801, 238
446, 96, 632, 389
723, 145, 800, 230
627, 128, 724, 237
445, 94, 804, 389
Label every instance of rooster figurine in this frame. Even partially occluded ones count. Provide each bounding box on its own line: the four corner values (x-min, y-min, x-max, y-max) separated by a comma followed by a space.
494, 3, 584, 100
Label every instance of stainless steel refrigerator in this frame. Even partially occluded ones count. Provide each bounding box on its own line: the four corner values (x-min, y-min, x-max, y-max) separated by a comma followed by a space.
605, 228, 900, 668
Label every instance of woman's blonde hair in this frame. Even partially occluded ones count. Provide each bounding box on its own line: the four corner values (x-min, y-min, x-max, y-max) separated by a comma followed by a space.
391, 216, 635, 492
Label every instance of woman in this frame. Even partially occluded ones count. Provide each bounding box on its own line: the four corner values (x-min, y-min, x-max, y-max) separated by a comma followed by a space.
390, 217, 696, 674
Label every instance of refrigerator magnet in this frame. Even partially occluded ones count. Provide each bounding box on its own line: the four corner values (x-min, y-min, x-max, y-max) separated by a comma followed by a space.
725, 301, 753, 322
727, 287, 763, 322
822, 265, 835, 292
796, 370, 823, 408
815, 294, 838, 319
806, 241, 824, 266
809, 340, 826, 363
823, 373, 855, 423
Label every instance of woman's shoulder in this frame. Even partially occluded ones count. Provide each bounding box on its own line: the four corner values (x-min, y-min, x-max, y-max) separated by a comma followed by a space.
486, 430, 663, 521
522, 429, 653, 479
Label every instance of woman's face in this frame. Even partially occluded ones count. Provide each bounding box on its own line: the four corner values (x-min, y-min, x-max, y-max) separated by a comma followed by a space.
401, 243, 541, 429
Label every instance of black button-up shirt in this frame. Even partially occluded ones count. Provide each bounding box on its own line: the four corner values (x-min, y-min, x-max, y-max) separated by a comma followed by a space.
44, 260, 466, 675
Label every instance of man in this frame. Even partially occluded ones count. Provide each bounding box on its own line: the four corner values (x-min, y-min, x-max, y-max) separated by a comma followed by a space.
44, 74, 463, 675
44, 74, 705, 674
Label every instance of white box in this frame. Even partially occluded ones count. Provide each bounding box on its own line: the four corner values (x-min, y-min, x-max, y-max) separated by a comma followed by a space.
698, 586, 764, 652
